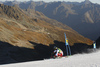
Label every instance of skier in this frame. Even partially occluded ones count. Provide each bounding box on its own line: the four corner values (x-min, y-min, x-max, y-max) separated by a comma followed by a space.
52, 46, 63, 58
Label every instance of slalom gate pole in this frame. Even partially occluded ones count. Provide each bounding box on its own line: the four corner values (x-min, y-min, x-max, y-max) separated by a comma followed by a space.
64, 33, 71, 56
93, 42, 96, 51
68, 45, 71, 56
66, 45, 68, 56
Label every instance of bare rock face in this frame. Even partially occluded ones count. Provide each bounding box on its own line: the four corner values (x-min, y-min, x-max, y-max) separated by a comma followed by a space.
84, 0, 91, 4
0, 4, 92, 48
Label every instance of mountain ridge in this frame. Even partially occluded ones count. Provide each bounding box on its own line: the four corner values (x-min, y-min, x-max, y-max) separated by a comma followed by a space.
0, 4, 92, 49
33, 1, 100, 40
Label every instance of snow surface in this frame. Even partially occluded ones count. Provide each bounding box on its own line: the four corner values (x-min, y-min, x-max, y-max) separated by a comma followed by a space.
0, 49, 100, 67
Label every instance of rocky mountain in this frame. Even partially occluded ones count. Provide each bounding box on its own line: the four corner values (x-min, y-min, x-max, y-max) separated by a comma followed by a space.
82, 0, 91, 4
3, 1, 45, 10
0, 3, 93, 64
2, 0, 100, 40
35, 1, 100, 40
0, 4, 92, 48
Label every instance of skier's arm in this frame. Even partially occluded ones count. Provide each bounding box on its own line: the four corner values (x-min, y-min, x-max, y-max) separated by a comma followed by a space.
55, 50, 59, 56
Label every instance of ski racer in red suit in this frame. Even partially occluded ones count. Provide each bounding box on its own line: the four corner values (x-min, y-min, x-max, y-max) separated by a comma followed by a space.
52, 46, 63, 58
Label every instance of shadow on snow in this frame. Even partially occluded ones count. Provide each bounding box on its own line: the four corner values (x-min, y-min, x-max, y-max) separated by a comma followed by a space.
0, 40, 100, 65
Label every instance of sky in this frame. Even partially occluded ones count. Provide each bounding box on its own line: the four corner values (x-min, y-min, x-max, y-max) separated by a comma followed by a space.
0, 0, 100, 4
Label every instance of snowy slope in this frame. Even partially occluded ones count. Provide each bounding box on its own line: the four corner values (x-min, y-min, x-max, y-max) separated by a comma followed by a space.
0, 49, 100, 67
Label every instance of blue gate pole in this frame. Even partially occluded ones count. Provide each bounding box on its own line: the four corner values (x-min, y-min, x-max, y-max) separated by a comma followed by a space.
68, 45, 71, 56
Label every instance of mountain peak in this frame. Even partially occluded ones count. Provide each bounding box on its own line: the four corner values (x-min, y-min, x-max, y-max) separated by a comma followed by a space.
84, 0, 91, 4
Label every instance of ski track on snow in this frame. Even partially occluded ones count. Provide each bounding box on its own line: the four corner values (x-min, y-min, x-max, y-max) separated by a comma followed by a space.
0, 49, 100, 67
